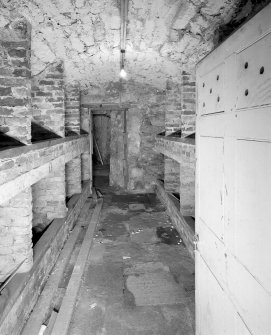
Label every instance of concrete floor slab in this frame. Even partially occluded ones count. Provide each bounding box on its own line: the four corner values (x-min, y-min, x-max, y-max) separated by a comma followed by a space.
125, 271, 187, 306
129, 203, 146, 211
68, 178, 195, 335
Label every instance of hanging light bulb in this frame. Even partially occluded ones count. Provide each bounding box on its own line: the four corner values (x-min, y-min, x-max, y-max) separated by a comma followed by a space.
119, 49, 127, 79
120, 67, 127, 78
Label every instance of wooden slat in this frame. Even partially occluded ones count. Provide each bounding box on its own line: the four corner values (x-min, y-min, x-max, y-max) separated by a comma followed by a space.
50, 199, 103, 335
21, 225, 82, 335
44, 311, 58, 335
0, 137, 88, 205
76, 199, 92, 227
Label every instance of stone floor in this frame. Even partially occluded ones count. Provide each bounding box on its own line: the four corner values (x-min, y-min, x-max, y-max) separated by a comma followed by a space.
68, 174, 195, 335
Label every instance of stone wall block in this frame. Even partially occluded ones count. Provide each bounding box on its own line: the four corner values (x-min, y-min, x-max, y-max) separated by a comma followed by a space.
65, 156, 82, 197
181, 70, 196, 136
31, 61, 65, 137
0, 187, 33, 281
0, 18, 31, 144
81, 152, 90, 180
164, 157, 180, 193
32, 164, 67, 234
65, 83, 80, 135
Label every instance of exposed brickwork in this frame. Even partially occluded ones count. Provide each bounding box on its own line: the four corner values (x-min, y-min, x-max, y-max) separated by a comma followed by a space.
65, 83, 80, 135
179, 144, 196, 216
31, 62, 65, 137
165, 81, 182, 136
0, 19, 31, 144
31, 62, 66, 231
65, 157, 82, 197
0, 18, 33, 282
163, 72, 195, 194
80, 107, 91, 181
0, 188, 33, 281
65, 83, 82, 197
164, 157, 180, 193
181, 70, 196, 136
32, 166, 67, 232
0, 182, 91, 335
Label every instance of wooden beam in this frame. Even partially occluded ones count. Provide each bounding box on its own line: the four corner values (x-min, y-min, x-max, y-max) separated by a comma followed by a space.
92, 110, 110, 116
50, 199, 103, 335
81, 103, 131, 111
44, 311, 58, 335
0, 137, 88, 205
21, 225, 82, 335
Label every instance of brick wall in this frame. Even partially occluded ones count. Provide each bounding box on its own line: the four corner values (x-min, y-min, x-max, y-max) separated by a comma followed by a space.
163, 71, 196, 194
32, 166, 67, 233
65, 83, 80, 135
165, 80, 182, 136
0, 18, 33, 280
65, 157, 81, 197
164, 81, 181, 192
181, 70, 196, 136
65, 83, 81, 197
0, 19, 31, 144
0, 189, 33, 281
164, 157, 180, 193
80, 107, 91, 181
32, 62, 65, 137
31, 61, 67, 231
179, 143, 195, 216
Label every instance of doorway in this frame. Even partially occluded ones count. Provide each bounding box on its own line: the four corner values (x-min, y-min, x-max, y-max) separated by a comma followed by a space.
92, 111, 111, 186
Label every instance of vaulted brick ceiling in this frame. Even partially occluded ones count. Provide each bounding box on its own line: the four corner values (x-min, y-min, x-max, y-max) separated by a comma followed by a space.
0, 0, 264, 89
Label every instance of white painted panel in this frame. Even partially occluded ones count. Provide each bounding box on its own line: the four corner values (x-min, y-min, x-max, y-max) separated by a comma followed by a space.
236, 106, 271, 141
197, 113, 225, 137
199, 137, 224, 240
234, 140, 271, 293
196, 255, 251, 335
196, 6, 271, 335
236, 32, 271, 110
198, 63, 225, 116
197, 218, 226, 286
227, 254, 271, 335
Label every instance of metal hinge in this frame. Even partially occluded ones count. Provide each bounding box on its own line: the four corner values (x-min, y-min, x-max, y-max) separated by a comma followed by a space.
194, 233, 199, 251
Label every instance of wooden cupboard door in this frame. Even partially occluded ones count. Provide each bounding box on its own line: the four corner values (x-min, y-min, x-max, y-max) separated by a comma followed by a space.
196, 4, 271, 335
236, 32, 271, 110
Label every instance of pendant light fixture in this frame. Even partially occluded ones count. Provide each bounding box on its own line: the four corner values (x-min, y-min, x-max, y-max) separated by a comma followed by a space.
120, 0, 128, 79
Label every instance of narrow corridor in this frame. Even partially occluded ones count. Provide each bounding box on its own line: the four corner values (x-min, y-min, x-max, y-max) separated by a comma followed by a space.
67, 174, 195, 335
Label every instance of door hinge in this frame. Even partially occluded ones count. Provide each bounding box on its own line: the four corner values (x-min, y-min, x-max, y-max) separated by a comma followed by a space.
194, 233, 199, 250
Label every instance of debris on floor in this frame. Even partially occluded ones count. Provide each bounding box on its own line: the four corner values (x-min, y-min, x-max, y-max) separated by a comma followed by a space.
68, 184, 195, 335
